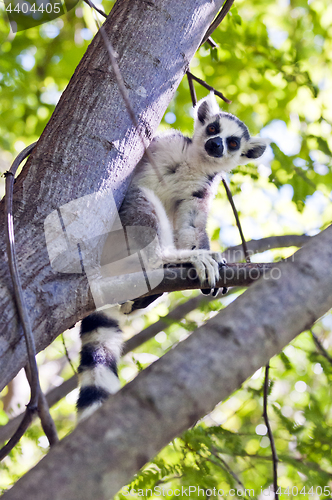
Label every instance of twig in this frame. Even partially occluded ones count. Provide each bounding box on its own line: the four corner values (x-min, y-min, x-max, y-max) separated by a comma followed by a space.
210, 449, 248, 493
201, 0, 235, 46
87, 0, 164, 183
186, 71, 231, 104
83, 0, 107, 18
4, 145, 39, 405
206, 37, 217, 49
222, 178, 251, 263
263, 364, 279, 499
24, 365, 59, 447
37, 391, 59, 446
1, 144, 39, 460
0, 143, 58, 461
0, 411, 34, 461
187, 72, 197, 107
61, 333, 77, 375
311, 331, 332, 365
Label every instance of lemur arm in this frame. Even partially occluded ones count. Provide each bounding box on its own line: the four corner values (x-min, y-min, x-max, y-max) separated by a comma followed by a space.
173, 197, 210, 251
173, 196, 225, 296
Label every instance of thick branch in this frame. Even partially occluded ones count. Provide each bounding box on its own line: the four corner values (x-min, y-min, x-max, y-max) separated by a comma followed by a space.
4, 226, 332, 500
0, 294, 214, 445
0, 0, 225, 391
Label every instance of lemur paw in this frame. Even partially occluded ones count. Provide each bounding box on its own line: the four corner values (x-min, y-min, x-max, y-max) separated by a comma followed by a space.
187, 252, 225, 288
175, 251, 226, 289
163, 250, 226, 289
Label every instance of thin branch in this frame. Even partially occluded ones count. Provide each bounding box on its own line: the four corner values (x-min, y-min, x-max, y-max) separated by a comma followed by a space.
227, 450, 332, 478
206, 37, 217, 48
83, 0, 107, 18
263, 364, 279, 499
61, 333, 77, 375
37, 392, 59, 447
96, 262, 277, 300
222, 179, 251, 263
311, 331, 332, 365
210, 449, 248, 493
222, 234, 311, 263
201, 0, 235, 46
0, 411, 34, 461
4, 143, 39, 406
0, 376, 77, 446
186, 71, 231, 104
187, 72, 197, 107
1, 143, 58, 461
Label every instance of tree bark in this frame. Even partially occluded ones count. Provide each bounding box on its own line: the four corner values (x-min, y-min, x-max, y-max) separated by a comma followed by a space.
3, 226, 332, 500
0, 0, 225, 391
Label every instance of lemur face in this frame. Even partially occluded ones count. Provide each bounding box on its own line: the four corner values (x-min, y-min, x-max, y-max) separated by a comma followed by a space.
193, 93, 269, 171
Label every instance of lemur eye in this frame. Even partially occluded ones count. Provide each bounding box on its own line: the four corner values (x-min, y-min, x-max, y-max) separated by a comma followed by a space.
207, 125, 216, 135
227, 137, 240, 150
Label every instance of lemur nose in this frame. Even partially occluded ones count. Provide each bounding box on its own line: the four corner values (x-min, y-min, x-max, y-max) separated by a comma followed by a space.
205, 137, 224, 158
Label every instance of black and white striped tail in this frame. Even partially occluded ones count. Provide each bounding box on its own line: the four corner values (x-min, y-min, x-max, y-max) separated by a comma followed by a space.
77, 312, 123, 421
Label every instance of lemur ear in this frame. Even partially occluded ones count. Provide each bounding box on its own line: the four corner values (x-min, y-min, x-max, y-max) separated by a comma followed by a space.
239, 137, 270, 164
194, 92, 220, 125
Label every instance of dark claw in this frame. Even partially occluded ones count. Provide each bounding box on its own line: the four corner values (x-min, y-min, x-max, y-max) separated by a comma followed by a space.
200, 287, 220, 297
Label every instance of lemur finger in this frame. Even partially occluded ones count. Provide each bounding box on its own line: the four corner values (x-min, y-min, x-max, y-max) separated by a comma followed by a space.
201, 255, 218, 288
191, 256, 212, 286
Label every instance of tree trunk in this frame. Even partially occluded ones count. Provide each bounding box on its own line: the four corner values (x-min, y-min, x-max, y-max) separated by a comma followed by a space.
3, 226, 332, 500
0, 0, 225, 391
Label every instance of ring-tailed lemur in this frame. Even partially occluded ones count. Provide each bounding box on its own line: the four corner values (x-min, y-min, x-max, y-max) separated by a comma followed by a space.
77, 93, 269, 421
